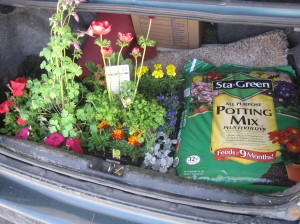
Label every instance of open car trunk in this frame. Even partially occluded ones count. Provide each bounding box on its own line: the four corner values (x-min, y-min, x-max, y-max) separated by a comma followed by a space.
1, 1, 300, 223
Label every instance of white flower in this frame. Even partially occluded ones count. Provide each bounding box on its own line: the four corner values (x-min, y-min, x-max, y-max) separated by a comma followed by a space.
143, 131, 176, 173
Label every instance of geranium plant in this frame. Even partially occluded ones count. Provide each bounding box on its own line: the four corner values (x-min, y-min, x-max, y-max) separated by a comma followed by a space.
268, 127, 300, 166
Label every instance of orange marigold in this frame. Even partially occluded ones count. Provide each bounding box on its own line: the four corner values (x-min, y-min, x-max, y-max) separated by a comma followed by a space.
97, 120, 110, 130
111, 129, 124, 140
127, 135, 140, 146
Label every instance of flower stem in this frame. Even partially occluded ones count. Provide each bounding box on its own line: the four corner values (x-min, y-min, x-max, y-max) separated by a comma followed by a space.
134, 56, 138, 83
134, 18, 152, 96
117, 46, 124, 93
100, 35, 111, 101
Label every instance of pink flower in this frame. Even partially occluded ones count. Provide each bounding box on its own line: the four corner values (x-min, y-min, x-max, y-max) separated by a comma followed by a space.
75, 0, 87, 4
79, 27, 94, 37
66, 138, 84, 154
10, 77, 27, 97
118, 32, 134, 43
72, 12, 79, 22
72, 41, 81, 51
90, 20, 112, 36
131, 47, 140, 55
102, 46, 113, 57
44, 133, 65, 147
0, 100, 15, 114
16, 126, 30, 139
17, 118, 26, 125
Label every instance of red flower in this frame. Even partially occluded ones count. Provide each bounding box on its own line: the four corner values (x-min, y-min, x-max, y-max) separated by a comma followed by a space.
0, 100, 15, 114
44, 133, 65, 147
17, 118, 26, 125
131, 47, 140, 55
90, 20, 112, 36
287, 127, 300, 135
10, 77, 27, 97
118, 32, 134, 43
16, 126, 30, 139
268, 130, 281, 144
66, 138, 83, 154
278, 136, 290, 145
102, 46, 113, 57
111, 129, 124, 141
286, 140, 300, 153
206, 72, 222, 80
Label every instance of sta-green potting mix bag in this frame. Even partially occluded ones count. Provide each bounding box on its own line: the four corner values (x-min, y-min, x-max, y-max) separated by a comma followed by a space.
175, 59, 300, 193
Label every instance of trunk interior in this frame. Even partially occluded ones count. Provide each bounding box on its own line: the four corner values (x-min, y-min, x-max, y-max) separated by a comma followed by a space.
0, 1, 300, 223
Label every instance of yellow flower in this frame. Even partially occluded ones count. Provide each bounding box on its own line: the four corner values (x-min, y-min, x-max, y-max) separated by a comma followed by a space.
166, 64, 176, 77
117, 123, 124, 129
192, 75, 203, 82
272, 77, 280, 81
249, 71, 260, 77
137, 66, 149, 77
152, 69, 164, 78
154, 64, 162, 70
259, 74, 268, 79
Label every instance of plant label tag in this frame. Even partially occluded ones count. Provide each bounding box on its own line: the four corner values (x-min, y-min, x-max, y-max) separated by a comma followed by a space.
106, 65, 130, 93
112, 149, 121, 160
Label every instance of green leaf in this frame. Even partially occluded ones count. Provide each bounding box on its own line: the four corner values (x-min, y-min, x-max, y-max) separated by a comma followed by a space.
61, 109, 68, 118
49, 126, 57, 133
50, 92, 56, 99
62, 129, 69, 137
90, 124, 98, 134
85, 61, 98, 73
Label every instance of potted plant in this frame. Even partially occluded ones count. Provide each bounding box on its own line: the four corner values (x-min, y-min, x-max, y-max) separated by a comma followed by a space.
268, 127, 300, 182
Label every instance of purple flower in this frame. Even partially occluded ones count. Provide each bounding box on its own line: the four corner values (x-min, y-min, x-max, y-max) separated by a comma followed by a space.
170, 119, 177, 125
157, 94, 166, 101
167, 111, 177, 117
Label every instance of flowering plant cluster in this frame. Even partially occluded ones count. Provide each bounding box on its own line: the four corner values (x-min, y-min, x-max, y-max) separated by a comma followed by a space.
143, 131, 177, 173
0, 0, 183, 163
268, 127, 300, 166
188, 72, 222, 116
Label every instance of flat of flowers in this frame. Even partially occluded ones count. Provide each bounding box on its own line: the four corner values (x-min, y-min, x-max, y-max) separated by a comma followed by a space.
145, 30, 288, 72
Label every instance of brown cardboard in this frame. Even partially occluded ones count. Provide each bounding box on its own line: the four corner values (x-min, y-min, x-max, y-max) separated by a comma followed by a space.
131, 15, 204, 49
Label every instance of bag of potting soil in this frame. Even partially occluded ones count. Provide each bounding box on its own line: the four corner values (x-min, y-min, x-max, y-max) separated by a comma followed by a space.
175, 59, 300, 193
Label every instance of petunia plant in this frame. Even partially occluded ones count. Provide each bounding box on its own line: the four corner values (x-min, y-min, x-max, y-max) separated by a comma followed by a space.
0, 0, 88, 152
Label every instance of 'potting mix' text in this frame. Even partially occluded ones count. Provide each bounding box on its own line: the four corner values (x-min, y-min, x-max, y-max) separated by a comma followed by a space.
211, 93, 279, 165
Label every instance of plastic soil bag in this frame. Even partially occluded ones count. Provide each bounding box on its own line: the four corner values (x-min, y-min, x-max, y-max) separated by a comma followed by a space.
175, 59, 300, 193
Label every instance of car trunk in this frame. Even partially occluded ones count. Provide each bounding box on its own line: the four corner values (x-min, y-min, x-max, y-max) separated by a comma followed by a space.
0, 1, 300, 223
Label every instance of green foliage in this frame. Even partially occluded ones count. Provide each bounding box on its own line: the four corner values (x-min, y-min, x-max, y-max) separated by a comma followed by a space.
0, 6, 177, 163
138, 35, 156, 48
1, 0, 85, 142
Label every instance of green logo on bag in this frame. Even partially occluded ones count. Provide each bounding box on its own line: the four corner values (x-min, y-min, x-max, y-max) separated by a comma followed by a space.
213, 73, 273, 100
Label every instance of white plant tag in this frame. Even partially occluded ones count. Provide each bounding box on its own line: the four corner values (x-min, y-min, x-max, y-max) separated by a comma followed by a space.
105, 65, 130, 94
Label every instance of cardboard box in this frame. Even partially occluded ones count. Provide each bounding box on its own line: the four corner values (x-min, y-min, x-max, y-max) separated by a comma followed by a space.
131, 15, 205, 49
